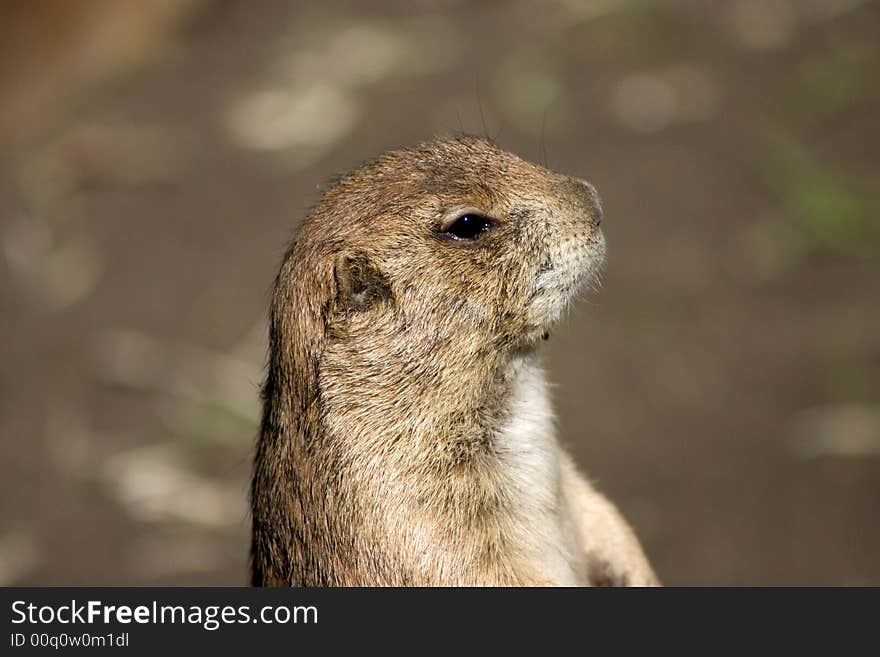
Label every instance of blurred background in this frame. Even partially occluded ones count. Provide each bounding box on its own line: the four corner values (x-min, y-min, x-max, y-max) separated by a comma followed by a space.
1, 0, 878, 586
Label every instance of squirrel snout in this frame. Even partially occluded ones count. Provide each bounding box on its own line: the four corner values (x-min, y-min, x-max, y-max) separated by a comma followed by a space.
576, 178, 603, 227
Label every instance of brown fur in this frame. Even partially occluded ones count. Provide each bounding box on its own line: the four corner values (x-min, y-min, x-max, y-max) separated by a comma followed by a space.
250, 136, 658, 586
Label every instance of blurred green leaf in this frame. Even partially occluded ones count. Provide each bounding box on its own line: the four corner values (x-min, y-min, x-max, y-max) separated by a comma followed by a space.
764, 136, 879, 254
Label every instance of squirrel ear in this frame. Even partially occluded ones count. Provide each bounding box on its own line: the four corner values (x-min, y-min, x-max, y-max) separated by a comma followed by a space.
333, 252, 392, 312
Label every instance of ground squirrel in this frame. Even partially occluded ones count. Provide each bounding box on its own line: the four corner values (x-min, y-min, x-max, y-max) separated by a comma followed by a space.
251, 136, 658, 586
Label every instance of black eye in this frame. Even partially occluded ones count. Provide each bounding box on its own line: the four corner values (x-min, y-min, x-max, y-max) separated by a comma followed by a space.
443, 214, 493, 241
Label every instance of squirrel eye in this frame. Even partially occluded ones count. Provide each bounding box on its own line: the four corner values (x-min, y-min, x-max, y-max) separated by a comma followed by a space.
443, 214, 493, 241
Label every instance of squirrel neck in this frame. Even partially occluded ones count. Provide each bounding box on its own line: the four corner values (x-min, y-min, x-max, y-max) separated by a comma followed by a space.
251, 342, 576, 585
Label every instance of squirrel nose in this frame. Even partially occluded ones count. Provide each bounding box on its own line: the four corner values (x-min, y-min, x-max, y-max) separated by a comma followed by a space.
574, 178, 603, 227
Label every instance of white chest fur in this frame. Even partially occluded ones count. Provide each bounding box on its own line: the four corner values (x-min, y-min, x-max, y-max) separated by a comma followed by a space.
491, 359, 585, 585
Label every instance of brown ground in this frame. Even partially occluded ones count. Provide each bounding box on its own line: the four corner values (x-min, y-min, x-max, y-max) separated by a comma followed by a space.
1, 0, 879, 586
